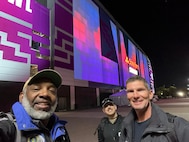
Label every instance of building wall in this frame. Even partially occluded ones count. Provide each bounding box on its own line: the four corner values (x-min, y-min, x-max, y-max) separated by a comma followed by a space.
0, 0, 154, 111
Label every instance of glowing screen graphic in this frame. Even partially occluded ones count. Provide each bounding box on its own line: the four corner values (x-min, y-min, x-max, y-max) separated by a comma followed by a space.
119, 30, 129, 86
138, 50, 145, 78
73, 0, 119, 85
0, 0, 154, 89
0, 0, 50, 82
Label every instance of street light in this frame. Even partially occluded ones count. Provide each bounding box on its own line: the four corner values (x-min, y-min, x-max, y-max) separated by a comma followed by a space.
176, 91, 184, 97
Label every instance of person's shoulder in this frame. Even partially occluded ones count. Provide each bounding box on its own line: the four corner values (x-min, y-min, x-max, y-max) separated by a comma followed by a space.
100, 117, 108, 122
0, 111, 16, 131
0, 112, 14, 121
164, 112, 189, 129
173, 114, 189, 125
118, 114, 124, 117
97, 117, 108, 130
0, 111, 8, 117
117, 114, 124, 123
98, 117, 108, 126
166, 112, 176, 122
0, 112, 16, 142
117, 114, 124, 119
0, 112, 16, 124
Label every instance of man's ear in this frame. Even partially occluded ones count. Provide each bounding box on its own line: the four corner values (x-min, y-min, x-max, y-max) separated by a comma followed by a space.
149, 90, 154, 100
102, 108, 106, 113
114, 104, 117, 110
19, 92, 24, 102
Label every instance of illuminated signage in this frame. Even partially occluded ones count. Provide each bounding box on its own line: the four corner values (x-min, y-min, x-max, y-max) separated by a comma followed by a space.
8, 0, 32, 13
129, 67, 138, 75
125, 56, 139, 69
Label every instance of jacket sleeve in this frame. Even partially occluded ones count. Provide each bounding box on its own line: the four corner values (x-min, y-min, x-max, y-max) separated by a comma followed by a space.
64, 127, 70, 142
174, 117, 189, 142
55, 126, 70, 142
0, 119, 16, 142
97, 123, 104, 142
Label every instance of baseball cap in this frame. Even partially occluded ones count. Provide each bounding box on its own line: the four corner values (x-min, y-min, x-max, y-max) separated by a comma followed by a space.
101, 98, 115, 108
22, 69, 62, 91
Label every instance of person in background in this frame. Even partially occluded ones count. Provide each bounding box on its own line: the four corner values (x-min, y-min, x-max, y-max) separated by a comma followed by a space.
119, 75, 189, 142
97, 98, 124, 142
0, 69, 70, 142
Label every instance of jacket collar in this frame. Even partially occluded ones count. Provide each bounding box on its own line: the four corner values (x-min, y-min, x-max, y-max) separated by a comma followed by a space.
12, 102, 67, 140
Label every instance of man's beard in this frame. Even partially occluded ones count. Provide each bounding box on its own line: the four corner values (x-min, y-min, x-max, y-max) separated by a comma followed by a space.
22, 94, 57, 120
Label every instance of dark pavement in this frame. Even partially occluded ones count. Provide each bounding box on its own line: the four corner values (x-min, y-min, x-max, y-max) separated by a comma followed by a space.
55, 98, 189, 142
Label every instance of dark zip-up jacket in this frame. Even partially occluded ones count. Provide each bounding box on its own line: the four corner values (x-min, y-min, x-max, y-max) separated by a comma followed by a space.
0, 102, 70, 142
98, 114, 124, 142
119, 102, 189, 142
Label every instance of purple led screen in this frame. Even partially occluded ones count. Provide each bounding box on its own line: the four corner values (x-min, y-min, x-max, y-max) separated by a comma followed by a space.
148, 58, 155, 92
143, 55, 151, 86
0, 0, 50, 82
100, 7, 118, 63
119, 30, 129, 86
138, 50, 145, 78
73, 0, 119, 85
128, 39, 137, 63
54, 1, 74, 70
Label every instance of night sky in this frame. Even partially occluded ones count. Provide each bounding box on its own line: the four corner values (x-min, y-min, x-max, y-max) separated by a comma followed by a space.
98, 0, 189, 89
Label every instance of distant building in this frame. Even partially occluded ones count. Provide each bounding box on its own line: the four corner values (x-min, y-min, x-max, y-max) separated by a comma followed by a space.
0, 0, 154, 111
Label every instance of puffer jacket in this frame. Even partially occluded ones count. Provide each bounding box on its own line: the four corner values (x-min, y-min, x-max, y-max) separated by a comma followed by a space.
119, 102, 189, 142
0, 102, 70, 142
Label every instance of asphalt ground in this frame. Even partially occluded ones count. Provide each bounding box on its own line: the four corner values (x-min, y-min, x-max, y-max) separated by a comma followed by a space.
55, 98, 189, 142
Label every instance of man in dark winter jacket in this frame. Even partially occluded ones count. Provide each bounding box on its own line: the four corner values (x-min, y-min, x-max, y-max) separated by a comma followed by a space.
0, 69, 70, 142
119, 75, 189, 142
97, 98, 124, 142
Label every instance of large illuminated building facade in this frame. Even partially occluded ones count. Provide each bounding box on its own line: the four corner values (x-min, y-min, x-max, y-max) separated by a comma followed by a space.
0, 0, 154, 111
